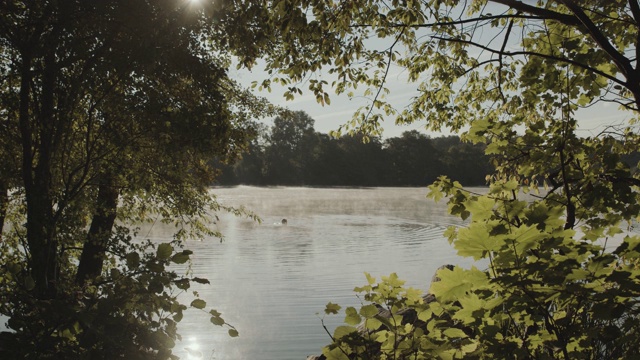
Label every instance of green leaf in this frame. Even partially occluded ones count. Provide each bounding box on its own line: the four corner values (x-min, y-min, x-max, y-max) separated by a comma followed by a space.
511, 225, 545, 254
125, 252, 140, 268
146, 261, 165, 273
325, 302, 342, 315
464, 196, 495, 221
190, 299, 206, 309
148, 279, 163, 293
333, 325, 357, 339
430, 266, 488, 303
360, 304, 379, 318
171, 250, 191, 264
365, 272, 376, 285
417, 308, 433, 322
455, 222, 500, 260
228, 329, 239, 337
6, 262, 21, 274
461, 342, 478, 353
364, 317, 383, 331
210, 316, 225, 326
192, 277, 211, 284
322, 345, 350, 360
427, 186, 444, 203
444, 328, 468, 338
157, 243, 173, 260
382, 272, 405, 288
452, 293, 485, 325
345, 307, 362, 325
173, 311, 183, 322
174, 279, 190, 290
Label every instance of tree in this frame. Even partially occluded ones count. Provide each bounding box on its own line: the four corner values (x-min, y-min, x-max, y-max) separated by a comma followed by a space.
333, 134, 387, 186
305, 133, 345, 186
264, 111, 318, 184
256, 1, 640, 358
217, 122, 270, 186
430, 136, 492, 186
0, 1, 277, 358
384, 131, 442, 186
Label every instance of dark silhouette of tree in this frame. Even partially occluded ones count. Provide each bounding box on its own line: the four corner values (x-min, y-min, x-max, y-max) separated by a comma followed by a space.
384, 131, 442, 186
264, 111, 317, 185
305, 133, 345, 186
430, 136, 492, 186
220, 114, 492, 187
333, 134, 387, 186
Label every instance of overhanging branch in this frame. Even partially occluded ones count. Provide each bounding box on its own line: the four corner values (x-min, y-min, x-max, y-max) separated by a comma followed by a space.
433, 35, 628, 88
628, 0, 640, 73
350, 13, 544, 29
490, 0, 580, 26
559, 0, 634, 80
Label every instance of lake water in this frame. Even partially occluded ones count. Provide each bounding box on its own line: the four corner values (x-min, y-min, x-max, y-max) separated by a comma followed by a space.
142, 186, 478, 360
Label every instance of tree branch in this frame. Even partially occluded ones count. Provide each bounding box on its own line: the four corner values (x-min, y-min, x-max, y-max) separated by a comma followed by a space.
432, 35, 628, 88
628, 0, 640, 72
490, 0, 580, 26
559, 0, 634, 80
350, 13, 544, 29
498, 15, 516, 102
362, 27, 405, 125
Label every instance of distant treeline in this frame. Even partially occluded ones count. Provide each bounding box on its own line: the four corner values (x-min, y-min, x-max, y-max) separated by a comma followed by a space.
216, 111, 494, 187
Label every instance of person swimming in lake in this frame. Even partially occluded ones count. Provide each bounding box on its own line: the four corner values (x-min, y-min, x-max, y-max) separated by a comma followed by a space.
281, 219, 287, 225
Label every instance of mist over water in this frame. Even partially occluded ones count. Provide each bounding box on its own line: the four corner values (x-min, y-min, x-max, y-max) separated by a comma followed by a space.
142, 186, 478, 360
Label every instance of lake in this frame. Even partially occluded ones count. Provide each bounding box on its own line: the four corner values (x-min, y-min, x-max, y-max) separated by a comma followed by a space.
142, 186, 478, 360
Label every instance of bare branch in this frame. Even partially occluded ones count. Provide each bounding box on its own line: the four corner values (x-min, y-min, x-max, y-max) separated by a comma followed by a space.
498, 15, 516, 102
362, 27, 405, 125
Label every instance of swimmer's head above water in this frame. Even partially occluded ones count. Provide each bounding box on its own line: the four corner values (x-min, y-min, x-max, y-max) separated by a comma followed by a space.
281, 219, 288, 225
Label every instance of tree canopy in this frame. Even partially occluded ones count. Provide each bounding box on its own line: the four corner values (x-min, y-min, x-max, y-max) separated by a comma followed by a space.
257, 0, 639, 133
0, 1, 276, 358
253, 1, 640, 359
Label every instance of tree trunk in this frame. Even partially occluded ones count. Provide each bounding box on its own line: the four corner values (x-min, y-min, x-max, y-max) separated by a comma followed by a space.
0, 180, 7, 241
20, 38, 60, 299
75, 176, 119, 285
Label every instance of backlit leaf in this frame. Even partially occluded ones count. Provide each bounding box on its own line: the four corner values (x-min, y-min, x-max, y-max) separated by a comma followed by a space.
333, 325, 357, 339
345, 307, 362, 325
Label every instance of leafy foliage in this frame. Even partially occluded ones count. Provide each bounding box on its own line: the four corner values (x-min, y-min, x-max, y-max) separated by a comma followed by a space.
0, 0, 273, 358
285, 1, 640, 359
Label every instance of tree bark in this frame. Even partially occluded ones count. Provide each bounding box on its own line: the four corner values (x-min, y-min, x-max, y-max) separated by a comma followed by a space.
0, 180, 7, 242
20, 31, 60, 299
75, 176, 119, 285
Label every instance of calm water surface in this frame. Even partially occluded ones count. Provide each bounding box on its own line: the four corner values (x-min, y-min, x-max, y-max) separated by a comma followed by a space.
142, 186, 477, 360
